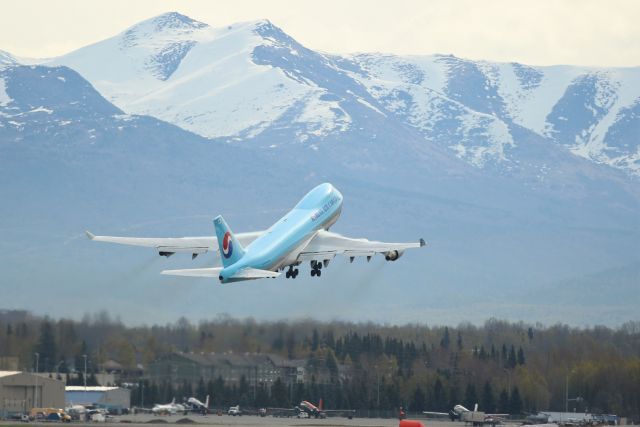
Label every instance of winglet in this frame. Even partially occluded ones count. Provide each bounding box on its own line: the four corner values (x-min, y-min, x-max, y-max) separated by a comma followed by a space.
419, 238, 426, 247
85, 230, 95, 240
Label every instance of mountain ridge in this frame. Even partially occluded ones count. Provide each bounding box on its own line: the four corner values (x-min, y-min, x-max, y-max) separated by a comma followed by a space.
3, 12, 635, 176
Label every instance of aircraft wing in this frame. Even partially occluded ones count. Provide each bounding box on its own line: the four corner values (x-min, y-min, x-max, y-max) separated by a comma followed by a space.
423, 411, 450, 417
322, 409, 356, 417
161, 267, 223, 277
297, 230, 425, 262
265, 407, 297, 417
85, 230, 262, 256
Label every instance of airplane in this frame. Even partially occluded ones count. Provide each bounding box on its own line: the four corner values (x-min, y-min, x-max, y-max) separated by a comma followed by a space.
64, 403, 86, 420
268, 399, 354, 419
524, 413, 551, 425
152, 398, 187, 415
86, 183, 426, 283
424, 404, 508, 426
186, 395, 209, 414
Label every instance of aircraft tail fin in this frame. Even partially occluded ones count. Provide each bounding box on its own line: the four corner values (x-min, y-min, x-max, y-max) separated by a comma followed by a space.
205, 395, 209, 408
214, 215, 246, 267
319, 398, 323, 411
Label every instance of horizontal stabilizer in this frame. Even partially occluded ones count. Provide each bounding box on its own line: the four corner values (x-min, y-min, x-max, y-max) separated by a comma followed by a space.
161, 267, 280, 282
231, 268, 280, 280
161, 267, 222, 278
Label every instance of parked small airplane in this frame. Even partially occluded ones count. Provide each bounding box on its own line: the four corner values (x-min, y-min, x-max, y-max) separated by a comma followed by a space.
86, 183, 425, 283
186, 395, 209, 414
524, 413, 551, 424
64, 403, 86, 420
152, 398, 187, 415
424, 404, 508, 426
268, 399, 354, 419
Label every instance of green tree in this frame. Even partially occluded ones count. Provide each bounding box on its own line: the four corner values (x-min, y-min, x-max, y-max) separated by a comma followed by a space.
509, 386, 523, 415
286, 331, 296, 359
36, 320, 57, 372
411, 385, 426, 412
481, 381, 495, 413
464, 383, 478, 409
508, 345, 517, 369
440, 327, 450, 349
433, 377, 447, 411
498, 388, 509, 413
271, 377, 288, 407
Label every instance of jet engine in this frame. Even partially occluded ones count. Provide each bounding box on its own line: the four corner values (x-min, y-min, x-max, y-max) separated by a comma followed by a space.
384, 250, 404, 261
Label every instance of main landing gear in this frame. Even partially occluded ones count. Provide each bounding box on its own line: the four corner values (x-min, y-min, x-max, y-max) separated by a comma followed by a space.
310, 260, 322, 277
285, 266, 299, 279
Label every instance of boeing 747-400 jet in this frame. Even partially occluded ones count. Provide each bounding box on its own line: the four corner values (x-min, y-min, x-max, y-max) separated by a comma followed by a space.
86, 183, 425, 283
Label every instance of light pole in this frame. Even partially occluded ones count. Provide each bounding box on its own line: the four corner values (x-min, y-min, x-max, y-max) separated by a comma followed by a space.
565, 369, 580, 418
55, 361, 64, 380
34, 353, 39, 409
82, 355, 88, 391
565, 374, 568, 414
374, 365, 380, 409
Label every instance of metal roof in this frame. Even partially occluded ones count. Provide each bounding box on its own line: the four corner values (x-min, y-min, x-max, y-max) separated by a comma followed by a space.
0, 371, 21, 378
171, 352, 300, 368
65, 386, 119, 392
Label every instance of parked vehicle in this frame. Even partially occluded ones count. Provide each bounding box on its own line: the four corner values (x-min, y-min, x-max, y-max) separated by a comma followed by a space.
228, 406, 242, 416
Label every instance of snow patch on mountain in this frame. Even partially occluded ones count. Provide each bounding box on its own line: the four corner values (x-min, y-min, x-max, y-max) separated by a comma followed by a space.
350, 54, 516, 168
452, 110, 515, 167
0, 78, 11, 106
0, 50, 16, 67
119, 12, 208, 81
295, 92, 351, 138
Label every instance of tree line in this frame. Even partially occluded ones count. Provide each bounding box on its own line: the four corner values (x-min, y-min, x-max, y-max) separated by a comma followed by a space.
0, 310, 638, 418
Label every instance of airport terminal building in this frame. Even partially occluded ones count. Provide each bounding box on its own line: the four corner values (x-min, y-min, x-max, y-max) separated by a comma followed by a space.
147, 352, 306, 386
0, 371, 65, 417
65, 386, 131, 413
147, 351, 350, 388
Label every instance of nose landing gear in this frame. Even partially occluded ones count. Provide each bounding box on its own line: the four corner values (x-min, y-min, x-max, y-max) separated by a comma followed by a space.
285, 266, 299, 279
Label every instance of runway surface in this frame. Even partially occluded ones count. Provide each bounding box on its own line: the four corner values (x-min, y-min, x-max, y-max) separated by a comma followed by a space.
0, 415, 482, 427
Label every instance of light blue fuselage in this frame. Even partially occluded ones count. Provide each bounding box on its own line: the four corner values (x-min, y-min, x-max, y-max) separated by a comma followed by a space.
219, 183, 343, 283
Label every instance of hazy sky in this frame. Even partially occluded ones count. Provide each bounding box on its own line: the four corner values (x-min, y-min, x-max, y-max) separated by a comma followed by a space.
1, 0, 639, 66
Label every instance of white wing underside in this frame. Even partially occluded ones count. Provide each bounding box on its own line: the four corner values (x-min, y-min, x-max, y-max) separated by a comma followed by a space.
85, 230, 262, 254
86, 229, 424, 282
296, 230, 425, 262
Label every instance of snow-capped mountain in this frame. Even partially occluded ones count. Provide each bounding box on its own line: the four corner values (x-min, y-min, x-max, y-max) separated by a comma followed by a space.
48, 13, 316, 139
1, 13, 639, 325
349, 54, 640, 175
33, 12, 640, 177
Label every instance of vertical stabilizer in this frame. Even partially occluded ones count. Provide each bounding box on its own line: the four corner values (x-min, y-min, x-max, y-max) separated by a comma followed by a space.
214, 215, 246, 267
205, 395, 209, 408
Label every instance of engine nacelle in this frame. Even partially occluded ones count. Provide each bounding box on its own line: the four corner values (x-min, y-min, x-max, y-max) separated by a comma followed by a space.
384, 250, 404, 261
